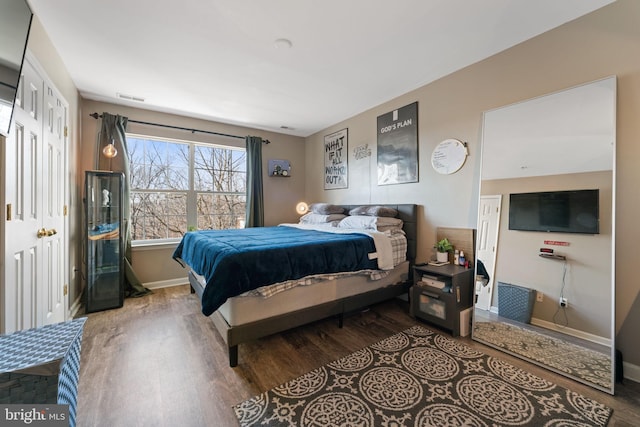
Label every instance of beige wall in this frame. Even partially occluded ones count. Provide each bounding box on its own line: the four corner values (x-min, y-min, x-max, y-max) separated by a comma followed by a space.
305, 0, 640, 367
482, 172, 612, 339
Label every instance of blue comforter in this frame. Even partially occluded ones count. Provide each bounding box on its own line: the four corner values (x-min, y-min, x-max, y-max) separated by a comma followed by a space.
172, 226, 377, 315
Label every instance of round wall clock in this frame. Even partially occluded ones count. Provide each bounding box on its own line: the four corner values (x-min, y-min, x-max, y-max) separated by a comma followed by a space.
431, 138, 468, 174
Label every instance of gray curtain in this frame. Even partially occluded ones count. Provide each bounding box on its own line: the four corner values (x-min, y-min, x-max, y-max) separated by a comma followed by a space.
97, 113, 151, 297
245, 136, 264, 227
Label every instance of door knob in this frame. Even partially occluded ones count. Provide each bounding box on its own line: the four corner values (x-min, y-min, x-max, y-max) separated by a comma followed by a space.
37, 228, 57, 238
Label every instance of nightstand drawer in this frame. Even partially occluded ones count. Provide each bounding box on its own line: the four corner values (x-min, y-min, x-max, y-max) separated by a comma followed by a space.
410, 286, 455, 324
416, 291, 447, 320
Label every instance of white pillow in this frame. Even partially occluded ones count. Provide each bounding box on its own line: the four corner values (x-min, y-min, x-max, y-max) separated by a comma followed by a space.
299, 212, 346, 224
338, 215, 403, 231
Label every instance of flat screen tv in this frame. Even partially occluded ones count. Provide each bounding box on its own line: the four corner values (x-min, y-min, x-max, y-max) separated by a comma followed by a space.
508, 189, 599, 234
0, 0, 33, 136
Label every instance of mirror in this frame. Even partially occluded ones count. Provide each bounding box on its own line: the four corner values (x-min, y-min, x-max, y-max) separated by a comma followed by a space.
473, 76, 616, 394
0, 0, 33, 136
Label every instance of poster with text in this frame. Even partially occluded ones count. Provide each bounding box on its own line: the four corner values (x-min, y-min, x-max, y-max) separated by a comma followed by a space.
324, 128, 348, 189
377, 102, 418, 185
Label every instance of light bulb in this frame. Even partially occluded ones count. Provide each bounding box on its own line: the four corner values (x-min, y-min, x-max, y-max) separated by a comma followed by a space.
102, 142, 118, 159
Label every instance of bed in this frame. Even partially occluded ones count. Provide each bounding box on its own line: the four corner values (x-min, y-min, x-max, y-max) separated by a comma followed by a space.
173, 204, 417, 366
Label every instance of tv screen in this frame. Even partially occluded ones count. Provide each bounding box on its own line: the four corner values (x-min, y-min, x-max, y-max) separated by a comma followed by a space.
509, 189, 599, 234
0, 0, 33, 136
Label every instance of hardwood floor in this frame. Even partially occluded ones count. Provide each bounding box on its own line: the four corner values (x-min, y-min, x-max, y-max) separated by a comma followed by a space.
75, 285, 640, 426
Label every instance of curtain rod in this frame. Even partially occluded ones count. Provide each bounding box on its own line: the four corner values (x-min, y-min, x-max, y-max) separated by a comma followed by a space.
89, 112, 270, 144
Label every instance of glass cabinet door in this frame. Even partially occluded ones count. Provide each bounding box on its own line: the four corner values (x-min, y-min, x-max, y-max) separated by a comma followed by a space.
85, 171, 124, 312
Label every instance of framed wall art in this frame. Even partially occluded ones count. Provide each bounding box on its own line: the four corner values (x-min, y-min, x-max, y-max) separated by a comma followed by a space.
324, 128, 348, 189
268, 159, 291, 177
377, 102, 418, 185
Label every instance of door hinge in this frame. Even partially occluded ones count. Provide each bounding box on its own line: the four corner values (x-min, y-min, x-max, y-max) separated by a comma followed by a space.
64, 284, 68, 296
64, 126, 68, 137
63, 205, 68, 216
6, 204, 11, 221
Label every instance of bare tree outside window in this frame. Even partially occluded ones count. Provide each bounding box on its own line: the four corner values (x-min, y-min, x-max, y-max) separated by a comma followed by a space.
127, 135, 246, 241
194, 145, 246, 229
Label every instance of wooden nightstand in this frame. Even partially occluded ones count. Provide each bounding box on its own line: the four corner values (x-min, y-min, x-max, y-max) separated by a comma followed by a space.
410, 264, 474, 336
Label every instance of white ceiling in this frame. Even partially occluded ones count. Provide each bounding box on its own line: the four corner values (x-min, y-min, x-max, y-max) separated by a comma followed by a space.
28, 0, 614, 137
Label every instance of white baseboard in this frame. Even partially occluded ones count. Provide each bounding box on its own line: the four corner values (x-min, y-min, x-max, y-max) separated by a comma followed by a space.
530, 317, 611, 347
69, 295, 82, 318
144, 278, 189, 290
622, 361, 640, 384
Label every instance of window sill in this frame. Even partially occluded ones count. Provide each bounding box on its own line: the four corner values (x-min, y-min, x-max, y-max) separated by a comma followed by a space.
131, 239, 180, 252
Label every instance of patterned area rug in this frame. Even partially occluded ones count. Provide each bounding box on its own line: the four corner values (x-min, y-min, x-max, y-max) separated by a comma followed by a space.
233, 325, 612, 426
473, 321, 612, 391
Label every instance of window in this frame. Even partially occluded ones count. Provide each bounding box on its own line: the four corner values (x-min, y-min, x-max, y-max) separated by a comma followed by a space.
127, 134, 246, 242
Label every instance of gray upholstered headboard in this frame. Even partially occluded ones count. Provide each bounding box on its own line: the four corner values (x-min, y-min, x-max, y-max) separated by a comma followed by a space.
338, 204, 417, 267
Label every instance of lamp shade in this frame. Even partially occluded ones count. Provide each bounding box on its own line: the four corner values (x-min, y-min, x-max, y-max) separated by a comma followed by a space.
296, 202, 308, 215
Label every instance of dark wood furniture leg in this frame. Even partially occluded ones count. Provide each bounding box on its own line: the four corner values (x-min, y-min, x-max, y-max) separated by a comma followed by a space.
229, 346, 238, 367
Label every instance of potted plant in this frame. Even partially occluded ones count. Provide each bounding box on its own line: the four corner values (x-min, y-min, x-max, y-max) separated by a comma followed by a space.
435, 238, 453, 263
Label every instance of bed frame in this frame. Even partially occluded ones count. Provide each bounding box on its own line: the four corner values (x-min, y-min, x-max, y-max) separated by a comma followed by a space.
188, 204, 418, 366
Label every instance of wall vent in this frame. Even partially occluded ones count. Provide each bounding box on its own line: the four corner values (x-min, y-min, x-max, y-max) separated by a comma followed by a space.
116, 93, 145, 102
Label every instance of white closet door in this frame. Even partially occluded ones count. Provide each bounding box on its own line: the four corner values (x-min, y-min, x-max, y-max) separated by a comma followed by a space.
3, 57, 68, 333
475, 195, 501, 311
41, 82, 67, 325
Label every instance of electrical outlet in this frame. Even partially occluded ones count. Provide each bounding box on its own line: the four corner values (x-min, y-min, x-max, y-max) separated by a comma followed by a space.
536, 291, 543, 302
559, 297, 568, 307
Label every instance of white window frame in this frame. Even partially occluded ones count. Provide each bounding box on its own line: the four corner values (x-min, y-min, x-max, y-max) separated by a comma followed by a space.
127, 133, 246, 246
